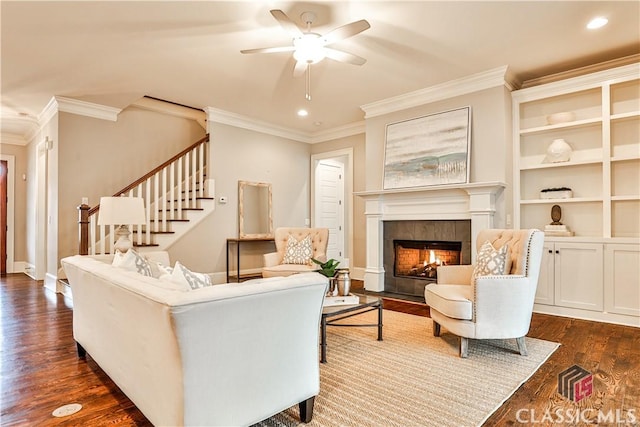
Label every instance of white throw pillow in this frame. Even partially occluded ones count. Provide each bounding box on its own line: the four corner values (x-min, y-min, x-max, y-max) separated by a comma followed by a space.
112, 249, 153, 277
165, 261, 213, 290
282, 234, 313, 265
471, 241, 511, 284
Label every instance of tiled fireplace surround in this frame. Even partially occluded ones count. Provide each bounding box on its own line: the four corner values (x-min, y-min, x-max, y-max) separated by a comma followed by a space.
384, 220, 471, 297
356, 182, 505, 294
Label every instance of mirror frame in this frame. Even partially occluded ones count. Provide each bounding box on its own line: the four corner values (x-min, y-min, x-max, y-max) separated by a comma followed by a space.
238, 180, 274, 239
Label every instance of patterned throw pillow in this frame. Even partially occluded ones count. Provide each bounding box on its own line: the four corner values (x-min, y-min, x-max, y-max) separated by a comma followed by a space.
169, 261, 213, 290
470, 241, 511, 284
282, 234, 313, 265
112, 249, 153, 277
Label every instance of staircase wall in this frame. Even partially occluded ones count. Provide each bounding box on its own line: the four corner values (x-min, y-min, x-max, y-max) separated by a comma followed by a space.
56, 106, 206, 266
168, 122, 312, 278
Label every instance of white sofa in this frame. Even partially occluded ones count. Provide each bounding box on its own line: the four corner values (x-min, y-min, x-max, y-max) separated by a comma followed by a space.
61, 252, 328, 426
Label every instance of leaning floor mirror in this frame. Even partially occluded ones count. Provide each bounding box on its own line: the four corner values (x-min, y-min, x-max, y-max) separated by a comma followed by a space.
238, 180, 273, 239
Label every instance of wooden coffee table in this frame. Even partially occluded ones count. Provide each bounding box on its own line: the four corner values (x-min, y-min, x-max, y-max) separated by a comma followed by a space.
320, 294, 383, 363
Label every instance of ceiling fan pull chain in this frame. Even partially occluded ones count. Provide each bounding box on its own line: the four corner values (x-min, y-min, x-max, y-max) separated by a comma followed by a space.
305, 64, 312, 101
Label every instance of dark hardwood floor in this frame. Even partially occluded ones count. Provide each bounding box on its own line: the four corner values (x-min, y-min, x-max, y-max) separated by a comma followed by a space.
2, 274, 638, 426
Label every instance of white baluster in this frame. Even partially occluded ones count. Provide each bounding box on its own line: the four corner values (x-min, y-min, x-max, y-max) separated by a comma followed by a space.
199, 143, 205, 198
170, 162, 176, 220
154, 172, 159, 233
192, 147, 197, 207
89, 215, 96, 255
162, 168, 167, 230
178, 157, 183, 216
184, 152, 190, 210
145, 177, 151, 246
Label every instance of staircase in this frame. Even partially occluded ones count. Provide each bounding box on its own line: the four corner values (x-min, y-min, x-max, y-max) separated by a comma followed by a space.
79, 135, 214, 255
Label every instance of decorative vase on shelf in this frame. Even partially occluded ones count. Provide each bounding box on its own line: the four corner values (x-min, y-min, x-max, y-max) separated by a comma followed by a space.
545, 138, 572, 163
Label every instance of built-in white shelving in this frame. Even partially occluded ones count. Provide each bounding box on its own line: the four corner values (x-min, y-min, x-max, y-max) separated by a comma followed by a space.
512, 63, 640, 327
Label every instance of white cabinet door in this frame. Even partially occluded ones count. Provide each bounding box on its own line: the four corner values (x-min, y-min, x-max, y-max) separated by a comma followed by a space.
535, 242, 555, 305
554, 243, 603, 311
604, 244, 640, 317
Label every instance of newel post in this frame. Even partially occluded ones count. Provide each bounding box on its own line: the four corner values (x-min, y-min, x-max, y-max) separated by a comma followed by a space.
78, 200, 90, 255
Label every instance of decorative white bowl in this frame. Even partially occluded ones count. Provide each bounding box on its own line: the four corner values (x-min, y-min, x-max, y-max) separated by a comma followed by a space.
546, 111, 575, 125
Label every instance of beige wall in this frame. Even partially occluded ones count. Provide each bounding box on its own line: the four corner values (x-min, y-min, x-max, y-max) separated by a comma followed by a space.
365, 85, 513, 226
168, 122, 312, 275
56, 107, 206, 265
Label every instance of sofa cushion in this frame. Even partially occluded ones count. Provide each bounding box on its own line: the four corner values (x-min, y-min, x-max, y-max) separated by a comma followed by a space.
282, 234, 313, 265
113, 249, 153, 277
424, 284, 473, 320
470, 240, 511, 284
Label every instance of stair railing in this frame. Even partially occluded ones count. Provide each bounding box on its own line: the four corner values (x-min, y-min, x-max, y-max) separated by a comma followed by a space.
78, 135, 209, 255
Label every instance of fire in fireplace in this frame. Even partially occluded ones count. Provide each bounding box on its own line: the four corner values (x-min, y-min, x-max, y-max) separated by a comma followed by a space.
394, 240, 462, 281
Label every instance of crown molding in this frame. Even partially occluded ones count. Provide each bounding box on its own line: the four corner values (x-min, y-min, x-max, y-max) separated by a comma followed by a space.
206, 107, 312, 143
132, 97, 207, 129
205, 107, 365, 144
0, 133, 28, 146
309, 121, 365, 144
520, 54, 640, 89
41, 96, 122, 123
512, 62, 640, 102
361, 66, 518, 119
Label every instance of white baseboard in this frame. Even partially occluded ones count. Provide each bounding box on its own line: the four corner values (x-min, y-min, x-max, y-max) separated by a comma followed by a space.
23, 263, 37, 279
44, 273, 58, 293
11, 261, 27, 275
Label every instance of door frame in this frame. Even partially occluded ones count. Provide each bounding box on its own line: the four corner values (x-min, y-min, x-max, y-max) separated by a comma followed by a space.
0, 154, 15, 273
311, 148, 353, 267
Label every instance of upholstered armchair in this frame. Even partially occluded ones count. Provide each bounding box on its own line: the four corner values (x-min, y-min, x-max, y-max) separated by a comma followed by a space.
262, 227, 329, 278
424, 229, 545, 358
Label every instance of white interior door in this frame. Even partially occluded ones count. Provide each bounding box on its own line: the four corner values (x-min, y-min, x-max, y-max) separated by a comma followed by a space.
315, 160, 345, 262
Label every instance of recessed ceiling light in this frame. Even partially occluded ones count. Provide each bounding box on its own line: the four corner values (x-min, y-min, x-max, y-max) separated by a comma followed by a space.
297, 109, 308, 117
587, 17, 608, 29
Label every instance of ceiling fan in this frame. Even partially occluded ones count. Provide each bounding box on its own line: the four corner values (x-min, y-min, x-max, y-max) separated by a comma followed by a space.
241, 9, 370, 100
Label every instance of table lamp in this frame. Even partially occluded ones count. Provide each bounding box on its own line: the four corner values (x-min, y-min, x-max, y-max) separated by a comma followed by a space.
98, 196, 146, 253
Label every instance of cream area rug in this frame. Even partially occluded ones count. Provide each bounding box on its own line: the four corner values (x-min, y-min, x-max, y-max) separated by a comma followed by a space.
255, 309, 559, 427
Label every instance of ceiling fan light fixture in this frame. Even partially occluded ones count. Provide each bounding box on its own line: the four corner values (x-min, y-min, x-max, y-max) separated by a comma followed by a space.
293, 34, 326, 64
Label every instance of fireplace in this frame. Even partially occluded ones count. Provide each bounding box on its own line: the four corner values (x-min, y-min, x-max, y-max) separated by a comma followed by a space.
394, 240, 462, 281
356, 182, 505, 293
383, 220, 471, 298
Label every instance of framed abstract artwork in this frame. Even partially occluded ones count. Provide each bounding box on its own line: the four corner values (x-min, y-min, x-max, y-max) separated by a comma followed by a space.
383, 106, 471, 189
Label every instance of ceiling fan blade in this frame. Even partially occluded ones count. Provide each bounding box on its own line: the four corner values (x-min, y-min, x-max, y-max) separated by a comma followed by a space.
270, 9, 304, 38
241, 46, 296, 54
322, 19, 370, 45
293, 60, 308, 78
323, 48, 367, 66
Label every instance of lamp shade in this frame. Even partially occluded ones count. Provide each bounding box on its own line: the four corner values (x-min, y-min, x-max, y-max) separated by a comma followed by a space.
98, 196, 146, 226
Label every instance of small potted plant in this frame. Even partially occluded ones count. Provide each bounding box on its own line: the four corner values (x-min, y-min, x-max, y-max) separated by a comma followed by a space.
311, 258, 340, 295
311, 258, 340, 278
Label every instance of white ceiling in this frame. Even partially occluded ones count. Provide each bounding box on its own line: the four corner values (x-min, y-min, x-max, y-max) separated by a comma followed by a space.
2, 1, 639, 141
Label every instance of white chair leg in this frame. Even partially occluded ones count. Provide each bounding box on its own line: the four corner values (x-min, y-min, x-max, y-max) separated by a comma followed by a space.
460, 337, 468, 358
516, 336, 528, 356
433, 321, 441, 337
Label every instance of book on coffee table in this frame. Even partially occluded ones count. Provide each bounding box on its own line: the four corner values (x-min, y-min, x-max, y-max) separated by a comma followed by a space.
323, 294, 359, 307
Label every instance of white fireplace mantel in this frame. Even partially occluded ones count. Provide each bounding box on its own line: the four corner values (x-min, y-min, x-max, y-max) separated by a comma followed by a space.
355, 182, 506, 292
